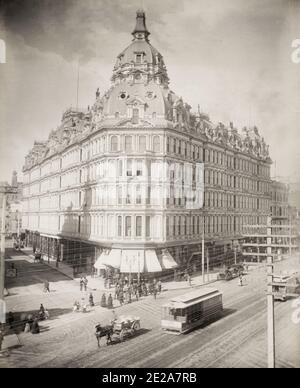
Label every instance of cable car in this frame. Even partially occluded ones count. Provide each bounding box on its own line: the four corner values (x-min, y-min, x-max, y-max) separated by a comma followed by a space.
161, 287, 223, 334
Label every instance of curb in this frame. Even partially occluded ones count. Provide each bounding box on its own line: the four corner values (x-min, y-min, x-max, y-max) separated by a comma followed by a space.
163, 278, 218, 292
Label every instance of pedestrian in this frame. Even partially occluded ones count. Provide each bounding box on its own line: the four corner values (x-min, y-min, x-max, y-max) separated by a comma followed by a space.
39, 304, 45, 320
83, 276, 88, 292
107, 294, 113, 309
73, 300, 80, 312
31, 318, 40, 334
80, 277, 84, 292
24, 322, 31, 333
0, 328, 4, 351
89, 293, 94, 307
153, 285, 157, 300
44, 280, 50, 293
8, 311, 14, 329
187, 274, 192, 286
157, 280, 162, 294
118, 290, 124, 306
100, 293, 107, 308
238, 274, 243, 286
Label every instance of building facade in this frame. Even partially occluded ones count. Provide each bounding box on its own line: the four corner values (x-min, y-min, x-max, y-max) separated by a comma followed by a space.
242, 180, 298, 261
0, 171, 23, 237
22, 11, 272, 276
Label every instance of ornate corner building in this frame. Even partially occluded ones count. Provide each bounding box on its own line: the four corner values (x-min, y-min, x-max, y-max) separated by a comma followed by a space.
21, 11, 272, 276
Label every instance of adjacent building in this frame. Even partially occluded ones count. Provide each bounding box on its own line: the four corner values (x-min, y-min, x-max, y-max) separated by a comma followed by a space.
242, 180, 298, 261
22, 10, 272, 276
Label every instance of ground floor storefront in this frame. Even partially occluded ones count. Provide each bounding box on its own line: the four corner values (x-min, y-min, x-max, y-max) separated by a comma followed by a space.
24, 230, 243, 278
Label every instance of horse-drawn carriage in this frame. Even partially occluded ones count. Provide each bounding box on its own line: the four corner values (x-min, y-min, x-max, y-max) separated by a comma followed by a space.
95, 316, 141, 347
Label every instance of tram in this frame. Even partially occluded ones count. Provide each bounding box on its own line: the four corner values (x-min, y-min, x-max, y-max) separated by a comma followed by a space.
161, 288, 223, 334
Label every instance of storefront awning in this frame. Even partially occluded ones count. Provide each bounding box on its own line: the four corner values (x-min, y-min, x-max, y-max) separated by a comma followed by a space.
120, 250, 145, 273
94, 249, 165, 273
161, 249, 178, 269
94, 254, 106, 270
94, 249, 122, 270
145, 250, 162, 272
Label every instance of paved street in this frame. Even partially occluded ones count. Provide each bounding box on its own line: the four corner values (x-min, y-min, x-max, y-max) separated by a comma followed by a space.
1, 248, 300, 368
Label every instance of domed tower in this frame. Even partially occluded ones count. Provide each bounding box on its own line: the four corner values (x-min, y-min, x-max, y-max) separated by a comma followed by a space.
111, 10, 169, 87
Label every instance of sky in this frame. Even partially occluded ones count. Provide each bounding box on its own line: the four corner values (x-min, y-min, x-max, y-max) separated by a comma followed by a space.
0, 0, 300, 183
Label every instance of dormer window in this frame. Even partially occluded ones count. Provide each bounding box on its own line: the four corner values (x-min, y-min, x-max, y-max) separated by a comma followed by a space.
132, 108, 139, 124
135, 53, 143, 64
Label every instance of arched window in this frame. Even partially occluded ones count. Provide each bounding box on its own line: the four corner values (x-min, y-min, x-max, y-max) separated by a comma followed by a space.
153, 136, 160, 153
111, 136, 118, 152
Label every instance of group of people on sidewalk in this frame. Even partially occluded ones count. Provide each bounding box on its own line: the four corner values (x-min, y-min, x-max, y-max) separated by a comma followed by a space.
114, 278, 162, 305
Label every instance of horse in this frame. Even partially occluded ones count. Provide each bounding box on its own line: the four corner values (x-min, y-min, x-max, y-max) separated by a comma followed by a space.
95, 324, 113, 348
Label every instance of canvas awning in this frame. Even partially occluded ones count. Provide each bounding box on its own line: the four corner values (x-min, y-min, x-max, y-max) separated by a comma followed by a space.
93, 255, 106, 270
161, 249, 178, 269
145, 250, 162, 272
94, 249, 122, 270
120, 250, 145, 273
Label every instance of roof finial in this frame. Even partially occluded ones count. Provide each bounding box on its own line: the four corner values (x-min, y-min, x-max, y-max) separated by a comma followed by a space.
132, 10, 150, 41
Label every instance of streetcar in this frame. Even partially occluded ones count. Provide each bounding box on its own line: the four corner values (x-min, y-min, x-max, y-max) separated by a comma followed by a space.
161, 288, 223, 334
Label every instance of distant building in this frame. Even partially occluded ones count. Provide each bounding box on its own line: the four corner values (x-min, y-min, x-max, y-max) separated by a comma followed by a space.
242, 180, 298, 261
22, 10, 272, 276
0, 171, 23, 236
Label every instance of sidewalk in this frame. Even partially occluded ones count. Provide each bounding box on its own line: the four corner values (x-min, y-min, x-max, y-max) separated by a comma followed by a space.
17, 247, 219, 293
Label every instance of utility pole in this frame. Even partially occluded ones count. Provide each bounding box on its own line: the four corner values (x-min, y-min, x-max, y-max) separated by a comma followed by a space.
267, 216, 275, 368
0, 192, 6, 300
17, 210, 20, 239
202, 217, 205, 284
289, 214, 292, 257
206, 247, 209, 282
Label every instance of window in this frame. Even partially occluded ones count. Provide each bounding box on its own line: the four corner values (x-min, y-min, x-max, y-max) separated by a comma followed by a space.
115, 112, 120, 119
166, 217, 170, 237
153, 136, 160, 153
146, 186, 151, 205
136, 53, 143, 64
111, 136, 118, 152
125, 216, 132, 237
139, 136, 146, 152
118, 160, 123, 177
118, 216, 122, 237
146, 216, 151, 237
136, 216, 142, 237
136, 185, 142, 204
117, 186, 122, 205
126, 187, 131, 204
132, 109, 139, 124
136, 160, 143, 176
125, 136, 133, 153
126, 160, 132, 176
152, 112, 157, 119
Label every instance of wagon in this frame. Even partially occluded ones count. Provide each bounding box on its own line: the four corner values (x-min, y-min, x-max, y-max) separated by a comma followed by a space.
112, 316, 141, 341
